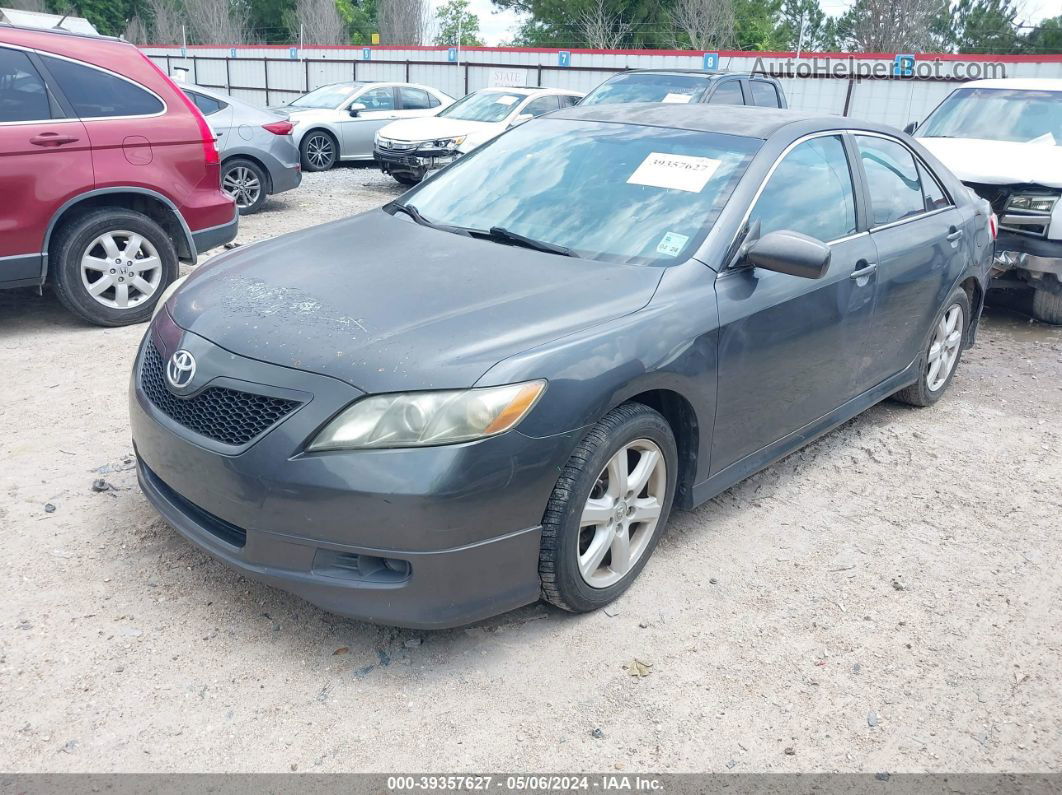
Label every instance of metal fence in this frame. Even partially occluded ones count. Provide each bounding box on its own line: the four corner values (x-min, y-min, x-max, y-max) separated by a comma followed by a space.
142, 45, 1062, 128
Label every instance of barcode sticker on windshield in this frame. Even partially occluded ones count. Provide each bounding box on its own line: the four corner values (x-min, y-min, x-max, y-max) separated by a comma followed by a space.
495, 95, 519, 105
657, 231, 689, 256
627, 152, 722, 193
662, 93, 693, 104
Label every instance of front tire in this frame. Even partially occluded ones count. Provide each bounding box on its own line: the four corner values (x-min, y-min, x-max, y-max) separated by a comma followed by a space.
539, 403, 678, 614
221, 158, 267, 214
893, 286, 971, 407
300, 130, 337, 172
50, 208, 178, 327
391, 171, 421, 186
1032, 287, 1062, 325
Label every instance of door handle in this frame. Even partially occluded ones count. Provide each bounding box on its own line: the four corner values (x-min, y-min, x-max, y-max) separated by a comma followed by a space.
850, 262, 878, 279
946, 226, 963, 242
30, 132, 79, 146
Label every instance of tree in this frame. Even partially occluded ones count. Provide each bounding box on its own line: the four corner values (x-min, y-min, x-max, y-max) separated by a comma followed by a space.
7, 0, 48, 12
146, 0, 184, 43
247, 0, 298, 42
434, 0, 483, 46
123, 11, 150, 40
731, 0, 786, 50
294, 0, 346, 44
775, 0, 836, 51
183, 0, 250, 43
948, 0, 1018, 52
376, 0, 428, 43
834, 0, 950, 52
669, 0, 734, 49
497, 0, 675, 48
1023, 14, 1062, 54
577, 0, 629, 48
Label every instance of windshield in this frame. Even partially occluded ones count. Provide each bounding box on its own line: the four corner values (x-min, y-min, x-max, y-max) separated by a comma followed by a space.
289, 83, 362, 109
581, 73, 713, 106
917, 87, 1062, 145
439, 91, 530, 123
399, 118, 759, 265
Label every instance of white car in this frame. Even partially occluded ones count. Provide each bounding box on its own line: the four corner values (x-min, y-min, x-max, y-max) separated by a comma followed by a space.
270, 82, 454, 171
910, 78, 1062, 323
373, 86, 584, 185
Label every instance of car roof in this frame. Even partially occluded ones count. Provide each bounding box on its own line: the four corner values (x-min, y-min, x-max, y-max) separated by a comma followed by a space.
0, 21, 120, 43
551, 103, 891, 140
959, 78, 1062, 92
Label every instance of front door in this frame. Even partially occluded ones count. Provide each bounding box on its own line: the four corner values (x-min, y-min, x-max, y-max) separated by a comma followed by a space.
0, 46, 92, 285
711, 133, 877, 475
341, 85, 398, 158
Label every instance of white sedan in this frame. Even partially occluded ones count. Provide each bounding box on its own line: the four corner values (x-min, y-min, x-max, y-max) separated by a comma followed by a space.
270, 82, 454, 171
373, 86, 584, 185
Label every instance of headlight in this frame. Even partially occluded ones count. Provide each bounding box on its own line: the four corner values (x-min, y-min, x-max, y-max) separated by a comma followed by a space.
307, 380, 546, 451
152, 274, 188, 320
417, 135, 466, 151
1006, 194, 1057, 213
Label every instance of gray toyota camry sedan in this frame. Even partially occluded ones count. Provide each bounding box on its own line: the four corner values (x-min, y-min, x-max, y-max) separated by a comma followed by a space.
130, 104, 994, 628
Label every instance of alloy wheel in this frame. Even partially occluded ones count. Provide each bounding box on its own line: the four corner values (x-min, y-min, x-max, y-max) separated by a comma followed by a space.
306, 134, 334, 169
926, 303, 964, 392
222, 165, 263, 209
578, 439, 667, 588
79, 230, 163, 310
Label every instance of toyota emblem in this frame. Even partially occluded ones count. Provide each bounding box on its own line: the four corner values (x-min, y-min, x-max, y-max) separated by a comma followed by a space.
166, 349, 196, 390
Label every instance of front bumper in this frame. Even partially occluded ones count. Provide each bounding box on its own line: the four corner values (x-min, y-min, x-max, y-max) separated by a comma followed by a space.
374, 146, 457, 174
128, 316, 577, 627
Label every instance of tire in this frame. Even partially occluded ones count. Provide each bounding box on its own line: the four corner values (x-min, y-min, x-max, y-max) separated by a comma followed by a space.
221, 158, 267, 215
539, 402, 678, 614
300, 130, 337, 172
1032, 287, 1062, 325
392, 171, 421, 186
50, 208, 178, 327
893, 287, 971, 407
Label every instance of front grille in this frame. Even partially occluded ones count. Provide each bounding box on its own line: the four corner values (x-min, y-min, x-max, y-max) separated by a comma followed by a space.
140, 342, 301, 447
143, 463, 247, 548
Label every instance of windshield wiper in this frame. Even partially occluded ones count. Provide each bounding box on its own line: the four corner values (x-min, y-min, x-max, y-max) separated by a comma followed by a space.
387, 202, 471, 237
483, 226, 574, 257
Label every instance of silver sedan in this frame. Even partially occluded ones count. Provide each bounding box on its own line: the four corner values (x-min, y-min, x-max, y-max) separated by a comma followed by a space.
183, 85, 302, 215
269, 82, 454, 171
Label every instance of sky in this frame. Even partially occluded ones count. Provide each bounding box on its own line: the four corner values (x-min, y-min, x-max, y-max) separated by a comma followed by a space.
452, 0, 1060, 46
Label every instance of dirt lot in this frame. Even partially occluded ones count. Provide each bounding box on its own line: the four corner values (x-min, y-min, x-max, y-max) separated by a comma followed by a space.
1, 164, 1060, 774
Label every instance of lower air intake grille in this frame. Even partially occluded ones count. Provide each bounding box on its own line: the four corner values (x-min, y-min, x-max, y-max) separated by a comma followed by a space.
140, 342, 301, 446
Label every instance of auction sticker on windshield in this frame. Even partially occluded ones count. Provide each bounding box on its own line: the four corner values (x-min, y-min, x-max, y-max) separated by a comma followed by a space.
495, 95, 520, 105
656, 231, 689, 256
627, 152, 722, 192
662, 93, 693, 104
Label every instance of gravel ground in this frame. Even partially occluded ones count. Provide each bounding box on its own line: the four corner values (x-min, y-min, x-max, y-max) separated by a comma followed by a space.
1, 164, 1061, 773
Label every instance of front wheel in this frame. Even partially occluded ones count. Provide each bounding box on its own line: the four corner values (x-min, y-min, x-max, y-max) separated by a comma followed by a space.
221, 158, 267, 214
391, 171, 421, 186
539, 403, 678, 613
1032, 287, 1062, 325
50, 208, 178, 327
893, 287, 971, 407
300, 130, 337, 172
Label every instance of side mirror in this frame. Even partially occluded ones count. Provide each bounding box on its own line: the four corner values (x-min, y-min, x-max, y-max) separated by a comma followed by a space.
746, 230, 831, 279
509, 113, 534, 127
903, 121, 918, 135
348, 102, 367, 117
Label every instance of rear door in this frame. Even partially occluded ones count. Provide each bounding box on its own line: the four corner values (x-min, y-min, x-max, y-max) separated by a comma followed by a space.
0, 46, 91, 285
342, 85, 398, 157
853, 133, 965, 385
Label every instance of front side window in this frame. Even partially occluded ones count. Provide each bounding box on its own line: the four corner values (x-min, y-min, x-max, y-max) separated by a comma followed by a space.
520, 95, 560, 118
749, 135, 856, 242
558, 94, 580, 108
708, 81, 744, 105
856, 135, 926, 225
398, 87, 431, 110
750, 81, 781, 108
290, 83, 361, 109
917, 87, 1061, 145
356, 86, 395, 111
580, 73, 713, 106
42, 56, 163, 118
438, 90, 531, 123
400, 118, 760, 265
0, 47, 52, 122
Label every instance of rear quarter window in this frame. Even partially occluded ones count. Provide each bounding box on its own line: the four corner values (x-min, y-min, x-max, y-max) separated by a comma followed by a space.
750, 81, 781, 108
42, 55, 163, 118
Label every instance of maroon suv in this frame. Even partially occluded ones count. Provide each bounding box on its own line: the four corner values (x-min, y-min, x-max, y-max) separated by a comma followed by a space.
0, 26, 237, 326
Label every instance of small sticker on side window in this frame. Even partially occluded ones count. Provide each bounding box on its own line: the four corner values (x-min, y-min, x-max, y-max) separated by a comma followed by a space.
627, 152, 722, 193
662, 93, 693, 104
657, 231, 690, 257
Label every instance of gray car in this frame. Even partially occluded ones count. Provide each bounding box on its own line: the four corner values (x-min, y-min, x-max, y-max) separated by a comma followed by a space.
130, 105, 993, 629
183, 85, 302, 214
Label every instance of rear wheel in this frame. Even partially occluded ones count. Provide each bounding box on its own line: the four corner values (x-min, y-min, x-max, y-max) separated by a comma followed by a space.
300, 130, 337, 172
893, 287, 970, 407
1032, 287, 1062, 325
51, 208, 178, 327
221, 158, 267, 214
539, 403, 678, 613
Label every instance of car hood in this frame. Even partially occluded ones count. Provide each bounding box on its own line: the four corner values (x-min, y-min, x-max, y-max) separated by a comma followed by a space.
918, 137, 1062, 188
378, 116, 499, 142
269, 107, 337, 125
169, 211, 663, 394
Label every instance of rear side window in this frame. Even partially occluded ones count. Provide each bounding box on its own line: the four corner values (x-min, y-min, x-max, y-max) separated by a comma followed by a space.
750, 135, 857, 242
357, 86, 395, 111
0, 47, 53, 122
918, 161, 950, 211
521, 95, 560, 118
856, 135, 927, 225
750, 81, 781, 108
708, 81, 744, 105
42, 55, 163, 118
184, 90, 227, 116
398, 87, 431, 110
427, 92, 441, 108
